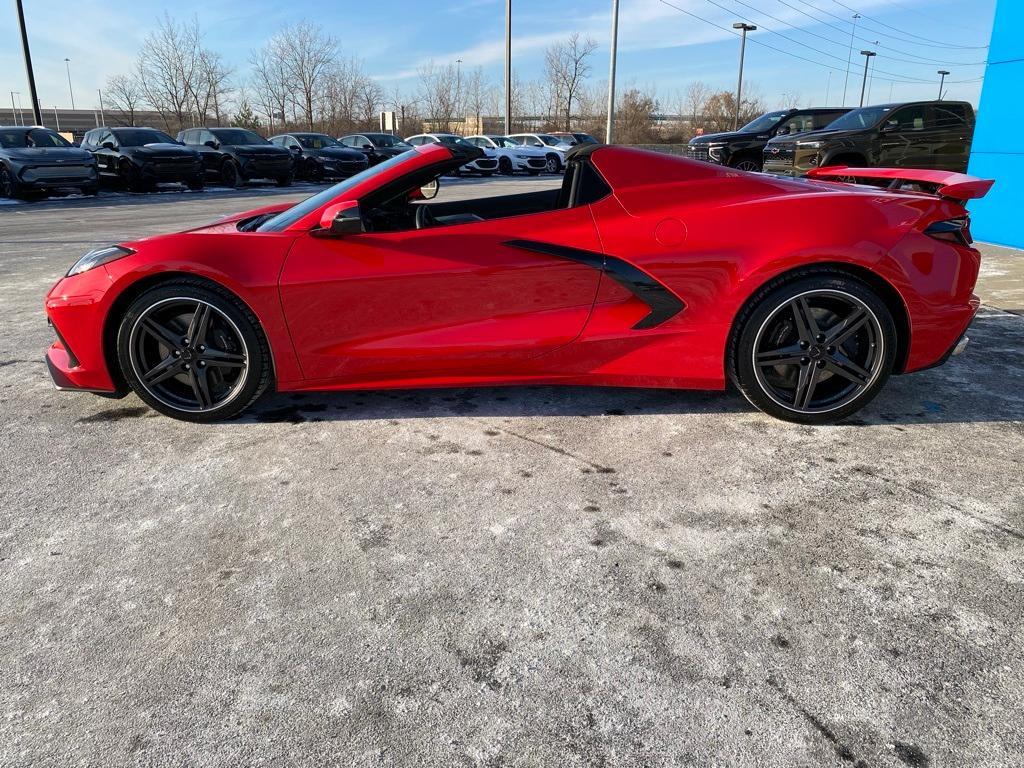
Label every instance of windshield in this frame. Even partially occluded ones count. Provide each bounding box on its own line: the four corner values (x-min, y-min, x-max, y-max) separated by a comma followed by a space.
435, 135, 476, 149
257, 152, 415, 232
0, 129, 72, 148
539, 135, 564, 146
823, 105, 894, 131
297, 134, 339, 149
116, 129, 178, 147
367, 134, 411, 148
489, 136, 519, 148
212, 129, 269, 145
738, 111, 790, 134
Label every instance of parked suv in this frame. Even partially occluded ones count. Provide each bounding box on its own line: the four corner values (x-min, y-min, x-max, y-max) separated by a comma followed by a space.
269, 133, 368, 181
762, 101, 976, 177
178, 128, 293, 187
686, 108, 850, 172
405, 134, 499, 175
82, 127, 203, 191
507, 133, 574, 172
338, 132, 413, 165
0, 126, 98, 199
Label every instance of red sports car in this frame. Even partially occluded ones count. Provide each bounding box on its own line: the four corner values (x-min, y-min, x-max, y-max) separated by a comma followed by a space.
44, 143, 992, 423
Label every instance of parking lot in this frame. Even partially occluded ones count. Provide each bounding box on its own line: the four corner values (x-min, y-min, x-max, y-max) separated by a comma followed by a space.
1, 177, 1023, 767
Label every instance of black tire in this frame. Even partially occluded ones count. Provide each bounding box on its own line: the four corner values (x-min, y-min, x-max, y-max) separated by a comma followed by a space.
304, 160, 323, 183
220, 160, 240, 188
498, 157, 514, 175
116, 280, 271, 422
730, 156, 762, 173
119, 160, 144, 192
81, 184, 99, 196
0, 165, 22, 199
731, 272, 897, 424
186, 175, 205, 191
545, 154, 561, 174
276, 171, 294, 187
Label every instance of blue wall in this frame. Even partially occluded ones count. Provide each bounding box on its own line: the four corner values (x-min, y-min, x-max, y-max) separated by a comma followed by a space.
968, 0, 1024, 248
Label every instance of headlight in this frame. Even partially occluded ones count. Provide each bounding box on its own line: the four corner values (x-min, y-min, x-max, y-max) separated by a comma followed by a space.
66, 245, 135, 277
707, 143, 728, 160
798, 141, 824, 149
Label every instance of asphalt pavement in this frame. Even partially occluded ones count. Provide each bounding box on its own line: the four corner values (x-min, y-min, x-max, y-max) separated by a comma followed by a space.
1, 177, 1022, 767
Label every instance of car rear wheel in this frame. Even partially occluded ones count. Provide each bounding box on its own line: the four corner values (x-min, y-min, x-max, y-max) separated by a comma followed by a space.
220, 160, 240, 188
117, 281, 271, 422
732, 274, 896, 423
498, 157, 513, 175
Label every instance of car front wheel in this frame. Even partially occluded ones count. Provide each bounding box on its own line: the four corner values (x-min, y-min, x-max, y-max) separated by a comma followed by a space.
545, 154, 561, 174
732, 274, 896, 423
0, 166, 22, 199
117, 281, 271, 421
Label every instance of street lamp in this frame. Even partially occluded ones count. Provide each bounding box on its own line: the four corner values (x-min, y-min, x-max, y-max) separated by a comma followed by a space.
858, 50, 876, 107
842, 13, 861, 106
504, 0, 511, 135
14, 0, 43, 125
937, 70, 950, 100
606, 0, 620, 143
10, 92, 20, 126
64, 58, 75, 110
732, 23, 756, 131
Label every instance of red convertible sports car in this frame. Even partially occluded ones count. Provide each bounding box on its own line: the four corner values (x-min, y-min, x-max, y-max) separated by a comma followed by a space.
44, 143, 992, 423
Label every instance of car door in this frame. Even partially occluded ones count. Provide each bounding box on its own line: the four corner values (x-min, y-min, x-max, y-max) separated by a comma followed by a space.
878, 105, 932, 168
195, 130, 221, 177
929, 104, 971, 172
95, 130, 118, 177
278, 204, 605, 383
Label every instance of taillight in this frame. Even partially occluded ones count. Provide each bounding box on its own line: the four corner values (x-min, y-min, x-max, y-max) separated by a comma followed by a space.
925, 217, 972, 246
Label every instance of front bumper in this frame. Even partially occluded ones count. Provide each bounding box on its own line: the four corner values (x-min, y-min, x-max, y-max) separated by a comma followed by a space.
44, 269, 120, 394
515, 157, 547, 171
238, 157, 294, 180
321, 159, 370, 177
139, 159, 203, 182
463, 158, 499, 173
18, 163, 98, 189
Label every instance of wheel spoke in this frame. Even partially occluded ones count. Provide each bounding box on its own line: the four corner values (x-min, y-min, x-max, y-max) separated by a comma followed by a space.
825, 309, 868, 348
187, 303, 211, 346
757, 343, 804, 367
141, 317, 182, 349
200, 347, 246, 368
793, 363, 820, 409
142, 355, 182, 386
790, 298, 819, 342
189, 367, 213, 409
825, 354, 871, 387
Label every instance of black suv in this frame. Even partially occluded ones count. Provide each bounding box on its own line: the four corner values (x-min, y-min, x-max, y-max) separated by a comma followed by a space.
0, 126, 98, 199
269, 133, 369, 180
762, 101, 976, 176
81, 127, 203, 191
178, 128, 293, 187
686, 108, 850, 172
338, 133, 413, 165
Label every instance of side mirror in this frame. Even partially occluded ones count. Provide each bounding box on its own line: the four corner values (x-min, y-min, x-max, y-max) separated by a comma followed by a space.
102, 141, 115, 150
362, 144, 374, 150
317, 201, 365, 236
290, 145, 302, 153
420, 178, 440, 200
204, 140, 219, 149
880, 123, 897, 133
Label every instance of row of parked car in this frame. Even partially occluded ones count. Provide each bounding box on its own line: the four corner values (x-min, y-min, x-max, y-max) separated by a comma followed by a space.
0, 122, 600, 199
686, 99, 976, 176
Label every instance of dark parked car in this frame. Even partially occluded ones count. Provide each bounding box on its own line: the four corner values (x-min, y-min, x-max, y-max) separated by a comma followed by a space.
178, 128, 293, 187
268, 133, 368, 181
81, 127, 203, 192
338, 132, 413, 165
686, 108, 851, 172
0, 126, 98, 199
550, 131, 600, 146
762, 101, 976, 177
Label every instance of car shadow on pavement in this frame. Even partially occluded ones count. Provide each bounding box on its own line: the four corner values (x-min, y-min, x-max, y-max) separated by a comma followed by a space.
245, 310, 1024, 427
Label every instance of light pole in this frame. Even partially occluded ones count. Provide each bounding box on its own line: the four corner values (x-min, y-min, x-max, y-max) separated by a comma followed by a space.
841, 13, 861, 106
14, 0, 43, 125
504, 0, 511, 135
53, 105, 60, 131
605, 0, 619, 144
64, 58, 75, 110
858, 50, 876, 107
10, 92, 19, 126
732, 23, 756, 131
937, 70, 950, 100
98, 89, 106, 125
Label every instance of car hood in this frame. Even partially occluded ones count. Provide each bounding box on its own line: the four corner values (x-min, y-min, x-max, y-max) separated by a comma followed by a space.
689, 130, 765, 145
505, 146, 547, 156
316, 147, 368, 160
124, 143, 199, 158
229, 144, 290, 157
3, 147, 94, 163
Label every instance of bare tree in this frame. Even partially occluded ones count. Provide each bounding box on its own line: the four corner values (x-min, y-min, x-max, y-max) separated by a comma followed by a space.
135, 14, 203, 131
616, 87, 659, 144
255, 22, 336, 131
682, 81, 711, 135
249, 44, 290, 133
105, 74, 144, 126
417, 61, 460, 132
464, 67, 490, 134
544, 33, 598, 131
192, 49, 233, 125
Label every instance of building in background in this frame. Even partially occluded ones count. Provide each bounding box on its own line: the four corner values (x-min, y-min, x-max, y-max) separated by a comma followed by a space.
968, 0, 1021, 248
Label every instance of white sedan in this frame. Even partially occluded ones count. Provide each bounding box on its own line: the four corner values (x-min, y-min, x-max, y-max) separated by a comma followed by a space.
404, 134, 499, 175
464, 135, 549, 175
507, 133, 575, 173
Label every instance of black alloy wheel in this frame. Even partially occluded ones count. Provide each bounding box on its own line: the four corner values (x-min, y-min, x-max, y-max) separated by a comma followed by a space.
119, 161, 142, 192
305, 160, 323, 183
117, 282, 271, 421
220, 160, 240, 188
731, 157, 761, 172
545, 154, 560, 174
498, 157, 514, 175
276, 170, 294, 187
733, 275, 896, 423
0, 166, 19, 198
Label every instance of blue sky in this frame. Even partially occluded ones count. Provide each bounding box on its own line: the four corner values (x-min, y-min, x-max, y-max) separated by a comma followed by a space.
0, 0, 996, 115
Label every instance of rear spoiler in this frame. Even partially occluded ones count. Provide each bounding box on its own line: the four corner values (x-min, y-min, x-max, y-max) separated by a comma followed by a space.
806, 166, 994, 204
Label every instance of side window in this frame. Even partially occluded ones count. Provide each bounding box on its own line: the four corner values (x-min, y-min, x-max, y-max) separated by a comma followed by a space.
355, 136, 370, 147
286, 137, 302, 151
97, 130, 114, 147
812, 111, 845, 129
269, 136, 283, 147
885, 106, 927, 132
930, 105, 967, 131
82, 130, 95, 148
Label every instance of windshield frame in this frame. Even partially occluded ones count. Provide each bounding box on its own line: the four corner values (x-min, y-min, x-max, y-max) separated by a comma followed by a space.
822, 105, 896, 132
211, 128, 270, 146
114, 129, 179, 147
738, 110, 792, 134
